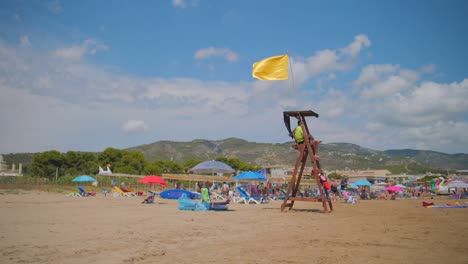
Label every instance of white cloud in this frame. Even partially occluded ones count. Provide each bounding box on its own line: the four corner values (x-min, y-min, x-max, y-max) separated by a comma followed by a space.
315, 88, 349, 119
172, 0, 187, 8
375, 80, 468, 125
121, 120, 149, 134
54, 39, 108, 60
290, 34, 372, 87
361, 75, 413, 98
351, 62, 468, 152
355, 64, 400, 86
194, 47, 239, 62
341, 34, 371, 57
20, 36, 31, 48
421, 64, 437, 74
172, 0, 198, 8
1, 36, 467, 154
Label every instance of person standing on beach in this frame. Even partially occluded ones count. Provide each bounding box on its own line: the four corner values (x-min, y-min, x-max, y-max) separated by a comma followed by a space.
340, 177, 348, 191
222, 182, 229, 196
330, 180, 339, 201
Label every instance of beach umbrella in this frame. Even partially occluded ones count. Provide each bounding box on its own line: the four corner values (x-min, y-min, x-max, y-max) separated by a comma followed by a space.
395, 184, 406, 189
72, 175, 96, 182
354, 179, 372, 186
386, 186, 404, 192
346, 183, 358, 190
445, 180, 468, 189
190, 160, 235, 174
139, 175, 166, 192
232, 171, 267, 181
139, 175, 166, 186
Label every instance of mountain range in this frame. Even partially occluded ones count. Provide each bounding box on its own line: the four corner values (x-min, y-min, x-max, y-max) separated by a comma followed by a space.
3, 138, 467, 174
127, 138, 468, 172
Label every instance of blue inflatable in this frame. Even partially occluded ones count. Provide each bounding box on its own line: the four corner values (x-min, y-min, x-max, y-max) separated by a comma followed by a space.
178, 194, 228, 211
160, 189, 201, 200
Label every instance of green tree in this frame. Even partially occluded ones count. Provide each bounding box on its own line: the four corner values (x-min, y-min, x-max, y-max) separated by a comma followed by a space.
115, 165, 138, 175
30, 150, 64, 179
142, 163, 163, 175
215, 157, 259, 171
328, 172, 342, 180
63, 151, 98, 176
153, 160, 184, 173
183, 159, 203, 173
97, 147, 125, 169
119, 150, 146, 174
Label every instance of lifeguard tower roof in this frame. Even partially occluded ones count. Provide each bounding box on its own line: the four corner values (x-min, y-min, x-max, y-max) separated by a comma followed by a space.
283, 110, 319, 118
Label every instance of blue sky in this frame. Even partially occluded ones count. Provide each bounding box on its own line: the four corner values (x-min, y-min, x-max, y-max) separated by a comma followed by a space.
1, 0, 467, 154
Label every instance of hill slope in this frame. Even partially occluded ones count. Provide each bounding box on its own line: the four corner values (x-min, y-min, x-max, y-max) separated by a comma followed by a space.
3, 138, 466, 172
127, 138, 468, 171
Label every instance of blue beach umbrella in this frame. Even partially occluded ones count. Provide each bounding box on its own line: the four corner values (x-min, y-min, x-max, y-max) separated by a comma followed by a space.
354, 179, 372, 186
72, 175, 96, 182
346, 183, 358, 189
232, 171, 267, 181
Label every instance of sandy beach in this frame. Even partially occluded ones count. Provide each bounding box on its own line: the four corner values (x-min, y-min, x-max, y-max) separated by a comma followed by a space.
1, 190, 467, 264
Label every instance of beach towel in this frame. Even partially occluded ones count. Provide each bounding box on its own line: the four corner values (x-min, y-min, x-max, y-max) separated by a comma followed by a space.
423, 201, 467, 208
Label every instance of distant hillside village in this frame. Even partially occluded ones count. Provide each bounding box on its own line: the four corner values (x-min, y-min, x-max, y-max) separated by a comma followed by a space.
0, 155, 22, 177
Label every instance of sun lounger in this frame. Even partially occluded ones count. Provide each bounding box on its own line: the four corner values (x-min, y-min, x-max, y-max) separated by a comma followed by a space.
235, 187, 266, 204
78, 186, 96, 197
210, 192, 227, 201
113, 186, 131, 197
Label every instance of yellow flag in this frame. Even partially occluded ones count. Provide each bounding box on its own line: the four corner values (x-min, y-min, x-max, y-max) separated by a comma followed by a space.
252, 54, 289, 80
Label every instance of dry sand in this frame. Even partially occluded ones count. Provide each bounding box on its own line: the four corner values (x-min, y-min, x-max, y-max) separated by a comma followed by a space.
1, 190, 467, 264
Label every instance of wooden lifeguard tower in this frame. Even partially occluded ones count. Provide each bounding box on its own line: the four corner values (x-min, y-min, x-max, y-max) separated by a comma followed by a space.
280, 110, 333, 213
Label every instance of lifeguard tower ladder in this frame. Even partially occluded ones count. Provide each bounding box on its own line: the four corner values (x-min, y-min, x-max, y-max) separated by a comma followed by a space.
280, 110, 333, 213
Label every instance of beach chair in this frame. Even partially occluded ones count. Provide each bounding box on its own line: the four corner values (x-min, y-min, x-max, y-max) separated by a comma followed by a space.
248, 185, 270, 203
66, 191, 80, 197
112, 186, 131, 197
235, 187, 265, 204
210, 192, 227, 201
78, 186, 96, 197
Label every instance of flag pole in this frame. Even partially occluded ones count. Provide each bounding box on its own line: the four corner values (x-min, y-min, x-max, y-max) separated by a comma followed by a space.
287, 51, 295, 90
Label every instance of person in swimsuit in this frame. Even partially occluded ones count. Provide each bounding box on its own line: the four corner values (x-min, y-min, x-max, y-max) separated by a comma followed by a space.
331, 180, 339, 201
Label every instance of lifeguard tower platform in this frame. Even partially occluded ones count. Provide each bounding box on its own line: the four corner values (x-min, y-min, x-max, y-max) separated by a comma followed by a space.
280, 110, 333, 213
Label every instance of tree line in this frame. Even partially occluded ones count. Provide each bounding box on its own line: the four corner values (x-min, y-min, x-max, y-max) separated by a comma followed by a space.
22, 147, 259, 180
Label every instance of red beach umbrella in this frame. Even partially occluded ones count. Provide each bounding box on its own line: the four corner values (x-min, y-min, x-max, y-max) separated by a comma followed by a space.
139, 175, 166, 186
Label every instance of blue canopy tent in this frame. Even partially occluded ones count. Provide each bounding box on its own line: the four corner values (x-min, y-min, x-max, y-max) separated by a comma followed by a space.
232, 171, 267, 181
354, 179, 372, 186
